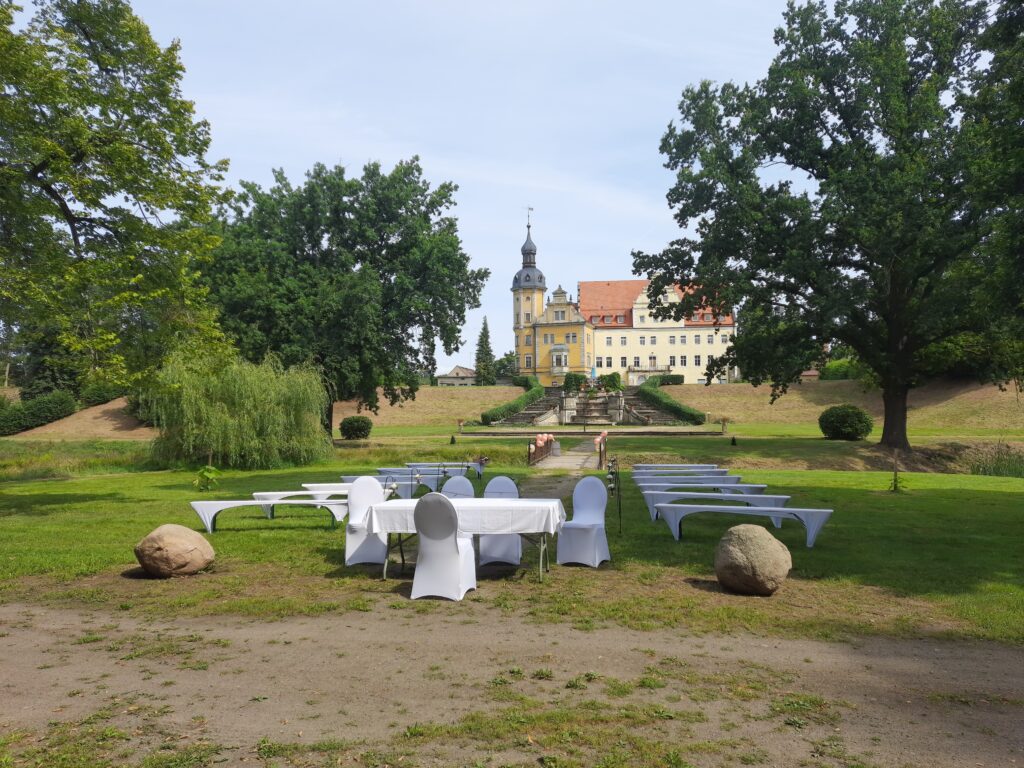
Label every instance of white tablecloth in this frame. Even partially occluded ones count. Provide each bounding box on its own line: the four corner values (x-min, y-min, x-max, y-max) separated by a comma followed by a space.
366, 498, 565, 536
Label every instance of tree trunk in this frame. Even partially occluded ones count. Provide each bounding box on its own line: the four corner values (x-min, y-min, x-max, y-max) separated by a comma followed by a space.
879, 384, 911, 451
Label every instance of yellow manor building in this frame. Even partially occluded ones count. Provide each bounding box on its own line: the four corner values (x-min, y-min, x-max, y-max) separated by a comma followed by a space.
511, 225, 736, 387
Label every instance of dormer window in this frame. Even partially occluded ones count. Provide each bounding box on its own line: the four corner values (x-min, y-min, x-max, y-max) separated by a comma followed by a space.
525, 275, 531, 282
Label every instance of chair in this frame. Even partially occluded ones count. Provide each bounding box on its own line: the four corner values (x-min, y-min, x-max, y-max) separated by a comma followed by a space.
344, 476, 388, 566
441, 475, 475, 499
478, 476, 522, 566
410, 493, 476, 600
556, 476, 611, 567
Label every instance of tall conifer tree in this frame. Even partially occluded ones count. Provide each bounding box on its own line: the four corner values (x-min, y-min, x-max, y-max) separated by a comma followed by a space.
474, 318, 496, 386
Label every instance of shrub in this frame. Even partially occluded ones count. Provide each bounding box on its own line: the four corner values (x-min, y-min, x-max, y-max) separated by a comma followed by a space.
22, 390, 77, 426
819, 358, 868, 381
146, 352, 332, 469
79, 380, 127, 407
340, 415, 373, 440
481, 376, 544, 425
659, 374, 685, 385
818, 404, 873, 440
637, 376, 706, 425
597, 372, 623, 391
562, 372, 586, 393
0, 404, 28, 436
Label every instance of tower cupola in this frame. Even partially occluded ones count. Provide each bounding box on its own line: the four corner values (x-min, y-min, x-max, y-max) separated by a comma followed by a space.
511, 224, 546, 290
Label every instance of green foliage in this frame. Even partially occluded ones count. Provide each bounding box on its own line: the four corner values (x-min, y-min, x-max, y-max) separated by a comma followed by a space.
340, 415, 373, 440
0, 0, 228, 386
968, 443, 1024, 479
658, 374, 685, 385
0, 390, 76, 435
818, 405, 873, 442
637, 376, 705, 425
494, 351, 518, 380
203, 159, 489, 412
481, 376, 544, 425
632, 0, 1023, 450
79, 379, 127, 407
819, 358, 868, 381
596, 372, 624, 391
146, 352, 332, 469
192, 465, 221, 492
474, 318, 496, 386
562, 372, 586, 393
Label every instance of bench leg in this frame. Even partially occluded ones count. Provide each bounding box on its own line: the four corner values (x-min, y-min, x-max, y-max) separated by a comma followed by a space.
795, 513, 829, 547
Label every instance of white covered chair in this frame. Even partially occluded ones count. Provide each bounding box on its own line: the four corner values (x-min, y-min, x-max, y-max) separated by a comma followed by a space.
344, 476, 388, 566
479, 476, 522, 566
556, 476, 611, 567
441, 475, 475, 499
410, 493, 476, 601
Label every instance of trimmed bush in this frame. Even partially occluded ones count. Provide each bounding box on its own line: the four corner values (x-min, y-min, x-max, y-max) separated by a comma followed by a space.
819, 358, 868, 381
80, 380, 127, 407
562, 372, 586, 393
0, 390, 77, 436
481, 376, 544, 425
340, 415, 373, 440
818, 404, 873, 440
659, 374, 685, 385
597, 372, 623, 391
637, 376, 706, 425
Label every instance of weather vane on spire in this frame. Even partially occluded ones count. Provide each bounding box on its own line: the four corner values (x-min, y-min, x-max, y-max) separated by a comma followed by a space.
526, 206, 534, 227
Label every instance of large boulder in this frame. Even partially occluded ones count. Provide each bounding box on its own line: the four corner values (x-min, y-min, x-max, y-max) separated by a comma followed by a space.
714, 524, 792, 596
134, 524, 215, 578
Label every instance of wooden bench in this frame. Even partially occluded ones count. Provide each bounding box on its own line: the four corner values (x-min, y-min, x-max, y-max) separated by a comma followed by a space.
191, 499, 349, 534
653, 503, 832, 548
641, 490, 788, 522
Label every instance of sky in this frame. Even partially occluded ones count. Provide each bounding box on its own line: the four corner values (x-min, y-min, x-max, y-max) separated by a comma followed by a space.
130, 0, 793, 373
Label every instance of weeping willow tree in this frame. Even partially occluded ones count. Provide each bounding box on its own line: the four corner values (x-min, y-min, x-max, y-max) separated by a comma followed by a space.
148, 352, 332, 469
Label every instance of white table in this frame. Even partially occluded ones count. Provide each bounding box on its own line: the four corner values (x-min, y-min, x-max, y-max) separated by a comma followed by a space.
366, 497, 566, 580
341, 477, 426, 498
406, 461, 484, 478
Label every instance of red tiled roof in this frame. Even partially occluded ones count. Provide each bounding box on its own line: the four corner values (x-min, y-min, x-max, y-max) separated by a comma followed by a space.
578, 280, 732, 328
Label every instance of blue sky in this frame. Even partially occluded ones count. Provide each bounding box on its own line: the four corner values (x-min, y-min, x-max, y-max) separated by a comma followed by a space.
132, 0, 792, 372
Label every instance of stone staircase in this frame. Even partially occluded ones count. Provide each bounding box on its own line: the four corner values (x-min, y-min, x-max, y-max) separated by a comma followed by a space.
570, 393, 614, 425
622, 386, 682, 426
500, 387, 562, 425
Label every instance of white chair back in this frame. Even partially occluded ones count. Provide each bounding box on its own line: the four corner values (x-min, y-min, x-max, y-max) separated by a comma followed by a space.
483, 476, 519, 499
414, 493, 460, 553
348, 476, 384, 526
441, 475, 475, 499
571, 476, 607, 525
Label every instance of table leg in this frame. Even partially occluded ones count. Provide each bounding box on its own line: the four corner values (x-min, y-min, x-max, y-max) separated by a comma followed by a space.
383, 535, 391, 581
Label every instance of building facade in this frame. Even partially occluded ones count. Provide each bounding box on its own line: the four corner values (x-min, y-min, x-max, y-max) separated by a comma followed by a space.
511, 227, 736, 387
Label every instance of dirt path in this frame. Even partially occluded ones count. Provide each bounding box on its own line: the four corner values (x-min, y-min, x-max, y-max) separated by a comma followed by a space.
0, 602, 1020, 766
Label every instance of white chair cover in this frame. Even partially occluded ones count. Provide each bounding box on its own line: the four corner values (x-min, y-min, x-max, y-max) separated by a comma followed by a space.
410, 493, 476, 600
441, 475, 475, 499
345, 476, 388, 566
479, 476, 522, 566
556, 476, 611, 567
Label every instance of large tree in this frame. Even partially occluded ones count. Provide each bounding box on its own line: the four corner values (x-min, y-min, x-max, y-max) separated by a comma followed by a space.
205, 159, 488, 414
633, 0, 1023, 451
474, 317, 496, 386
0, 0, 227, 388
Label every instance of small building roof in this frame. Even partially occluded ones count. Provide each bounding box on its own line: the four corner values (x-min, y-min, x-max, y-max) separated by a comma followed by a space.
441, 365, 476, 378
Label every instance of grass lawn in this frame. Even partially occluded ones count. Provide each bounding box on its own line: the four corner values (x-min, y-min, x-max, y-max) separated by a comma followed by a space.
0, 440, 1021, 644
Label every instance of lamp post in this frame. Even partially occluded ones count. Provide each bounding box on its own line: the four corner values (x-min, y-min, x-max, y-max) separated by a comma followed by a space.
606, 456, 622, 534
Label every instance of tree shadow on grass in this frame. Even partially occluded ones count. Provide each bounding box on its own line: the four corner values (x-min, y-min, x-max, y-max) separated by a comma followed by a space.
0, 491, 126, 517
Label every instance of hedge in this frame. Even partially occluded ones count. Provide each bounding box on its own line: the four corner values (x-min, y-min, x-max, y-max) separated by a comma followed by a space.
818, 404, 873, 440
637, 376, 705, 425
597, 372, 623, 391
481, 376, 545, 425
658, 374, 685, 385
0, 390, 78, 436
79, 380, 127, 407
562, 372, 586, 393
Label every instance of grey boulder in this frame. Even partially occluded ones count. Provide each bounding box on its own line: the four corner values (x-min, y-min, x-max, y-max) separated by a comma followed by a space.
134, 524, 215, 578
714, 524, 791, 596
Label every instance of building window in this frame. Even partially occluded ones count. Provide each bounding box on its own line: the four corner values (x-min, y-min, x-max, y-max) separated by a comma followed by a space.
606, 357, 612, 367
694, 335, 701, 345
633, 356, 640, 367
707, 334, 714, 344
694, 355, 701, 367
596, 357, 603, 368
586, 354, 592, 367
704, 313, 712, 321
603, 315, 612, 323
514, 335, 518, 347
554, 310, 566, 321
590, 316, 599, 323
639, 336, 646, 346
620, 336, 626, 346
669, 356, 676, 367
680, 335, 687, 344
616, 315, 625, 323
680, 355, 687, 366
669, 335, 676, 345
648, 356, 657, 367
605, 336, 612, 346
723, 333, 731, 342
525, 355, 533, 368
638, 315, 646, 323
650, 336, 656, 345
565, 333, 577, 344
620, 356, 627, 368
524, 312, 531, 322
707, 354, 715, 365
524, 335, 532, 346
